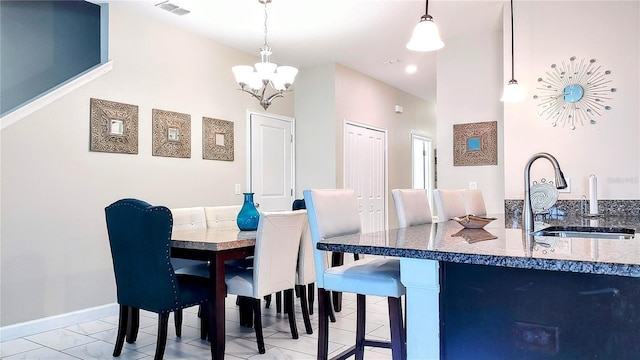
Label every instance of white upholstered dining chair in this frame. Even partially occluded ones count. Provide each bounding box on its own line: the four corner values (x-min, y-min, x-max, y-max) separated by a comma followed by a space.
304, 189, 406, 360
392, 188, 433, 227
294, 218, 316, 334
462, 189, 487, 216
224, 210, 306, 354
170, 207, 207, 231
433, 189, 467, 222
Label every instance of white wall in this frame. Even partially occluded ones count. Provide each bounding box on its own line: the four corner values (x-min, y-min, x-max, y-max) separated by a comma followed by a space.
336, 65, 436, 228
504, 1, 639, 201
436, 27, 505, 214
293, 63, 338, 195
437, 1, 640, 214
294, 63, 435, 229
0, 3, 293, 326
334, 64, 436, 229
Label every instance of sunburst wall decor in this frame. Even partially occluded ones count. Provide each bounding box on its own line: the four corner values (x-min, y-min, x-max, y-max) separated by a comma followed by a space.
533, 56, 616, 130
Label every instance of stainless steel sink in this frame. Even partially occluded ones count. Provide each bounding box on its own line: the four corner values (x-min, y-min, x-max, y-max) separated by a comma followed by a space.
531, 226, 635, 239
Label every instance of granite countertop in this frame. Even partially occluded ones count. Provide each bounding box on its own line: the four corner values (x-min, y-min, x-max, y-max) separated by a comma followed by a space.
318, 214, 640, 278
172, 227, 256, 251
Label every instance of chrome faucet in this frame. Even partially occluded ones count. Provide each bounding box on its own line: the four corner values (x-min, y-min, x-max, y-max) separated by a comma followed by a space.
523, 152, 568, 233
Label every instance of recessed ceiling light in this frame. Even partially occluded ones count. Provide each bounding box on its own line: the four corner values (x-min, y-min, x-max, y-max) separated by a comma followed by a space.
405, 65, 417, 74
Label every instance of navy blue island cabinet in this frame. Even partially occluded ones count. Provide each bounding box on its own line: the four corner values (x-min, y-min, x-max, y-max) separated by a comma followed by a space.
440, 262, 640, 359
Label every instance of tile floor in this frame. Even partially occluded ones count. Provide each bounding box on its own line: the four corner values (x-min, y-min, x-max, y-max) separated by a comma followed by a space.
0, 292, 395, 359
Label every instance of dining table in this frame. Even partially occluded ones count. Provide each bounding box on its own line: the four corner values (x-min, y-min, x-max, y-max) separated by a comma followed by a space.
171, 227, 256, 360
317, 214, 640, 359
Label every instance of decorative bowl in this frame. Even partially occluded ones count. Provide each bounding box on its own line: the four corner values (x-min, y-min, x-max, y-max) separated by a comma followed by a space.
451, 214, 497, 229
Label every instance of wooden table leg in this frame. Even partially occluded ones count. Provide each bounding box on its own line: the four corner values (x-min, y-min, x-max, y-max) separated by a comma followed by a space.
210, 254, 226, 360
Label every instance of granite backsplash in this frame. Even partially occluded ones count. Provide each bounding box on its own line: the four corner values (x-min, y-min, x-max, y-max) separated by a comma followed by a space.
505, 199, 640, 218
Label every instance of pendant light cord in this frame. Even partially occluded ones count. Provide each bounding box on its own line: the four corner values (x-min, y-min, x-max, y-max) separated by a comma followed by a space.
510, 0, 515, 81
425, 0, 429, 14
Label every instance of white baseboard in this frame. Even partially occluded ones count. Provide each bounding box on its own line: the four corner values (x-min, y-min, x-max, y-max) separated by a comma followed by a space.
0, 303, 119, 342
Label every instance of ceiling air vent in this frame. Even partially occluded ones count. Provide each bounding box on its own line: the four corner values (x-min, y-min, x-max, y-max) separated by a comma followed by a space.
154, 1, 190, 16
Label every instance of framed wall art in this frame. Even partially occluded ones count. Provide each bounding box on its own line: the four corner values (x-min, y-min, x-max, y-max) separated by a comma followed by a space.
89, 98, 138, 154
453, 121, 497, 166
203, 117, 234, 161
152, 109, 191, 158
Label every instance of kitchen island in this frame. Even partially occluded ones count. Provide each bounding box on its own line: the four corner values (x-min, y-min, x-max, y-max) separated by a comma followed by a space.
318, 214, 640, 359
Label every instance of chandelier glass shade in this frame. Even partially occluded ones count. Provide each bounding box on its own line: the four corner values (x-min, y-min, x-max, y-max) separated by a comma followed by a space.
232, 0, 297, 110
406, 1, 444, 52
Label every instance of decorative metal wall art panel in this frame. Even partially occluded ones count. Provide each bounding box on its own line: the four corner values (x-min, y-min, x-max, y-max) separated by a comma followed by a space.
453, 121, 497, 166
203, 117, 234, 161
89, 98, 138, 154
152, 109, 191, 158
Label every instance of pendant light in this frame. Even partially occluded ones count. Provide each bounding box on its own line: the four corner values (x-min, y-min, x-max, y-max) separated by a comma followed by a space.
232, 0, 297, 110
501, 0, 525, 102
406, 0, 444, 52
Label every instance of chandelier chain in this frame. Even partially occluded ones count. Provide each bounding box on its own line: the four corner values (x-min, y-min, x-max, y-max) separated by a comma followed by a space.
263, 1, 269, 47
232, 0, 297, 110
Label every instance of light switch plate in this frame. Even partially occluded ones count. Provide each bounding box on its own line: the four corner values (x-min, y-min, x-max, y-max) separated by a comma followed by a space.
234, 184, 241, 195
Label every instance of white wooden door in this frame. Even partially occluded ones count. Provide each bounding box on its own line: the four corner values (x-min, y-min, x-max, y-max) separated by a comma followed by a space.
344, 122, 386, 233
412, 134, 434, 210
249, 113, 294, 211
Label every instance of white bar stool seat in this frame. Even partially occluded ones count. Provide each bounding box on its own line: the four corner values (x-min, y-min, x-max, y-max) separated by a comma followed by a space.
392, 188, 433, 227
462, 189, 487, 216
433, 189, 467, 222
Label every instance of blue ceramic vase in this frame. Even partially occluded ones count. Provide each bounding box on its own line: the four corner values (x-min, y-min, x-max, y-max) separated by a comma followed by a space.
237, 193, 259, 231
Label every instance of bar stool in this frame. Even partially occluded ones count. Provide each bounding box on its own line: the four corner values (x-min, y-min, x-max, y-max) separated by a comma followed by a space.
391, 189, 433, 227
433, 188, 467, 222
462, 189, 487, 216
304, 189, 406, 360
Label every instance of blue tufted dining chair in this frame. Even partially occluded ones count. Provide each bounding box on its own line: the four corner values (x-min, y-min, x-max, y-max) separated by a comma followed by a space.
123, 207, 210, 345
105, 198, 213, 360
304, 189, 406, 360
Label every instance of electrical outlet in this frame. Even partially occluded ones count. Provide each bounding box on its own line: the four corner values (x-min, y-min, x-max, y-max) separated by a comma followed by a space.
514, 322, 559, 355
234, 184, 241, 195
469, 181, 478, 190
558, 178, 571, 193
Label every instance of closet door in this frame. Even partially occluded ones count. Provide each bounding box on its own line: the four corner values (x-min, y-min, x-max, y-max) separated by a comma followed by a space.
344, 122, 387, 233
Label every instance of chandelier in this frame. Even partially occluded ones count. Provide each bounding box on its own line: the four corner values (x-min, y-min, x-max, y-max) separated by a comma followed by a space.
232, 0, 297, 110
